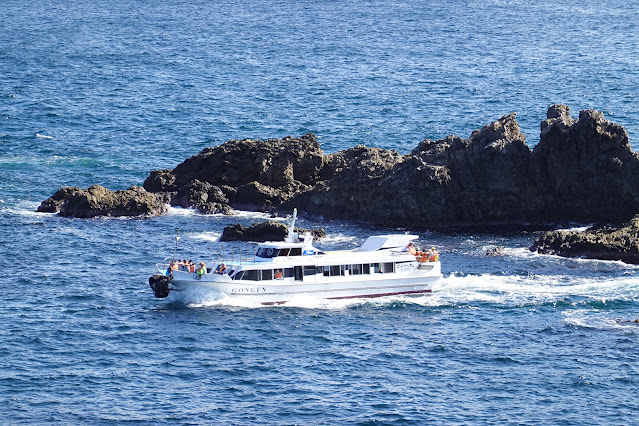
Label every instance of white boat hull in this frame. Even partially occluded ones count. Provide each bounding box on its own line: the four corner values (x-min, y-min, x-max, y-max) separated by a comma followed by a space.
166, 263, 441, 305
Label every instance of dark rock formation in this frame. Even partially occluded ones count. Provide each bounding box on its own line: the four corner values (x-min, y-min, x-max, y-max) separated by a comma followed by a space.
174, 179, 232, 215
530, 105, 639, 223
40, 105, 639, 228
220, 221, 326, 242
530, 215, 639, 264
139, 133, 324, 214
37, 185, 166, 218
291, 112, 539, 227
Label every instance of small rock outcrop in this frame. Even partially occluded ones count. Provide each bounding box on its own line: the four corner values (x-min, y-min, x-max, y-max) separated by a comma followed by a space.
220, 221, 326, 242
530, 215, 639, 264
37, 185, 166, 218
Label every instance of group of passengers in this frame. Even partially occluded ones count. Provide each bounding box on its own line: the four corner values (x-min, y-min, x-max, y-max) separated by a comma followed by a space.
168, 259, 196, 273
406, 242, 439, 262
167, 259, 210, 277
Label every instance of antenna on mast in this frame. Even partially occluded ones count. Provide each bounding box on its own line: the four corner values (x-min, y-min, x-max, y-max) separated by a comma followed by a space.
286, 209, 297, 243
173, 228, 180, 260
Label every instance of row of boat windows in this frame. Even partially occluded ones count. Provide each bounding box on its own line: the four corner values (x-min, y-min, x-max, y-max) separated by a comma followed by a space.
255, 247, 325, 258
256, 247, 302, 258
232, 262, 399, 281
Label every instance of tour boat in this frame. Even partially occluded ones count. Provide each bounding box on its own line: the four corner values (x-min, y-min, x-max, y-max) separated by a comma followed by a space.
149, 210, 441, 305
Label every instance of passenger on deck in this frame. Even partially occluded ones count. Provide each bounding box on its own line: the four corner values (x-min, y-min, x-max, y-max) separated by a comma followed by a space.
407, 242, 417, 255
166, 261, 176, 275
180, 259, 189, 271
188, 260, 195, 273
274, 269, 283, 279
215, 263, 228, 274
196, 262, 207, 276
429, 247, 439, 262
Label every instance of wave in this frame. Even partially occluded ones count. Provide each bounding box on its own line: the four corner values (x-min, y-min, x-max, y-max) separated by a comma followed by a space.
35, 133, 53, 139
191, 231, 221, 243
0, 155, 106, 168
432, 272, 639, 306
0, 201, 44, 217
166, 206, 201, 217
506, 246, 639, 270
563, 309, 639, 332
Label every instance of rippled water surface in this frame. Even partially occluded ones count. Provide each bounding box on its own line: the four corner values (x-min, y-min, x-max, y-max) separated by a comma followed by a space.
2, 0, 639, 423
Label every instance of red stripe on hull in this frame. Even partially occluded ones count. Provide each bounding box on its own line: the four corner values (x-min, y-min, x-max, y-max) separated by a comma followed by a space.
261, 289, 432, 305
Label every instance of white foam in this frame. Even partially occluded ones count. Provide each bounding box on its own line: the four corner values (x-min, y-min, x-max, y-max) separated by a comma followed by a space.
506, 246, 639, 269
191, 231, 221, 243
431, 272, 639, 306
36, 133, 53, 139
166, 206, 200, 216
231, 210, 284, 221
563, 309, 639, 332
1, 201, 45, 217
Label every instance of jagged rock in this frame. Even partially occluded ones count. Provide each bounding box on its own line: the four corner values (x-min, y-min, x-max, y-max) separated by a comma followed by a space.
220, 221, 326, 242
531, 105, 639, 223
37, 185, 166, 218
143, 169, 175, 193
288, 145, 407, 222
530, 215, 639, 264
154, 133, 323, 190
290, 112, 536, 227
173, 179, 232, 214
37, 186, 81, 213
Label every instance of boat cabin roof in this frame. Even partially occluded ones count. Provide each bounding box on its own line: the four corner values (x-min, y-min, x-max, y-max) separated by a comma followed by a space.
258, 233, 417, 253
355, 234, 418, 252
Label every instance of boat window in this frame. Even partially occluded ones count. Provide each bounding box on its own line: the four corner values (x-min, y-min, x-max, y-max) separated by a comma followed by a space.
283, 268, 294, 278
243, 270, 259, 281
363, 264, 371, 274
278, 248, 290, 257
290, 248, 302, 256
256, 247, 279, 258
232, 271, 245, 280
262, 269, 273, 281
316, 265, 329, 276
351, 264, 362, 275
330, 265, 341, 276
303, 266, 316, 276
227, 269, 235, 277
383, 262, 395, 273
373, 263, 382, 273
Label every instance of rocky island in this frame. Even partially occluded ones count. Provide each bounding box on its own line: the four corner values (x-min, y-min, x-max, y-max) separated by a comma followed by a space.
39, 104, 639, 231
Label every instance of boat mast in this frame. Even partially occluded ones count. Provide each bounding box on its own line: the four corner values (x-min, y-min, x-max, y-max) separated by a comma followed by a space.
286, 208, 297, 243
173, 228, 180, 260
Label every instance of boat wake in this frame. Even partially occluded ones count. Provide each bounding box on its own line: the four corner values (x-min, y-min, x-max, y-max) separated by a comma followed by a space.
164, 271, 639, 310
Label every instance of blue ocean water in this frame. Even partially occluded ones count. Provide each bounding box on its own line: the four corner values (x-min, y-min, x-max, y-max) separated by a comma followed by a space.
2, 0, 639, 423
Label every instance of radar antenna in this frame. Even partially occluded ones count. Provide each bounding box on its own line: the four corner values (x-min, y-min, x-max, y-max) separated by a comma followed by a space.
286, 209, 297, 243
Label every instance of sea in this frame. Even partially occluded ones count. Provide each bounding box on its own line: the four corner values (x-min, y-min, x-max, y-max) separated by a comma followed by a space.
2, 0, 639, 424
